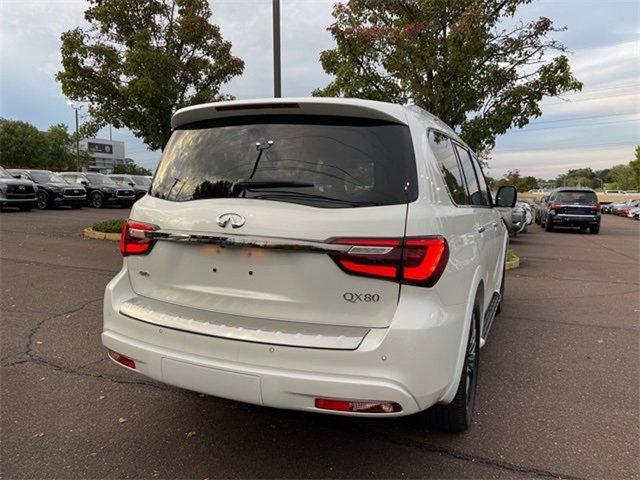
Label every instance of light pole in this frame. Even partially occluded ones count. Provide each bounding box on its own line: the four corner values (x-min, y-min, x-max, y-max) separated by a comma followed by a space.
272, 0, 281, 98
67, 101, 82, 170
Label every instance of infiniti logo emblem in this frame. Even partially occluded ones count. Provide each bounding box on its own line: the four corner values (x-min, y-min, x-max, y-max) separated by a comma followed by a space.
216, 212, 245, 229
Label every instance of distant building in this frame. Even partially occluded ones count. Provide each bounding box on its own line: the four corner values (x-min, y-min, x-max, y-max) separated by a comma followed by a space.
79, 138, 129, 172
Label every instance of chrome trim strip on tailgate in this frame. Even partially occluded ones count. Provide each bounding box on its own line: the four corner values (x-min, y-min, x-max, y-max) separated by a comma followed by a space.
119, 296, 372, 350
556, 214, 597, 218
141, 229, 354, 254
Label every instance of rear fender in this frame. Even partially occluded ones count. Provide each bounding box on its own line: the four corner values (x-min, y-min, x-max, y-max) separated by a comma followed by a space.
438, 266, 484, 404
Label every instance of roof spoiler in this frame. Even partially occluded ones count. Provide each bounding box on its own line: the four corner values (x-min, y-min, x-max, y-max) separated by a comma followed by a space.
171, 98, 408, 129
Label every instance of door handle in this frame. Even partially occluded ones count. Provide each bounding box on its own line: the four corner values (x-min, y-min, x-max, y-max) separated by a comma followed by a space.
478, 226, 486, 233
492, 222, 498, 228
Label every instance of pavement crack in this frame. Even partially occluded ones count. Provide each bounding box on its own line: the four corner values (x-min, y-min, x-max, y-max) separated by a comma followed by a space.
0, 256, 119, 275
331, 423, 586, 480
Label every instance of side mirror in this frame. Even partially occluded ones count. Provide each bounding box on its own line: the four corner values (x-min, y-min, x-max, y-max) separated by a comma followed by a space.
129, 182, 135, 187
496, 185, 517, 208
81, 180, 89, 186
12, 173, 21, 179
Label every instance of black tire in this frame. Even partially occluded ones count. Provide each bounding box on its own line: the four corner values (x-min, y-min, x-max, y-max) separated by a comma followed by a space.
36, 191, 50, 210
424, 304, 480, 433
545, 216, 554, 231
589, 225, 600, 234
90, 191, 104, 208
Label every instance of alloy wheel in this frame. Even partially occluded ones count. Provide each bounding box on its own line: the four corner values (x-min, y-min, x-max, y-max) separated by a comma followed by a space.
464, 312, 479, 420
36, 192, 48, 210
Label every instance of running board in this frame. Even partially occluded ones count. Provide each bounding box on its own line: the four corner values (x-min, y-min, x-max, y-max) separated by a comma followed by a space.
480, 292, 501, 347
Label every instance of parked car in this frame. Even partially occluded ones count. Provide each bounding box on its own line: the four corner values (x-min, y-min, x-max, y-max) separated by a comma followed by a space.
8, 169, 86, 209
616, 199, 640, 217
611, 199, 640, 214
604, 189, 627, 195
534, 195, 549, 224
58, 172, 135, 208
108, 174, 151, 200
539, 187, 601, 234
508, 202, 532, 235
103, 98, 518, 433
627, 206, 640, 220
0, 165, 38, 211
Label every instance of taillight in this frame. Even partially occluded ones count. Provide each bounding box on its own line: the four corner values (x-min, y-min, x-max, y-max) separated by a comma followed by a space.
328, 236, 448, 287
119, 220, 157, 256
592, 204, 601, 212
402, 237, 449, 286
315, 398, 402, 413
549, 203, 562, 211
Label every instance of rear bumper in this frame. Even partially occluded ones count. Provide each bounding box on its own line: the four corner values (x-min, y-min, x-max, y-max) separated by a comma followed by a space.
103, 267, 469, 417
549, 213, 600, 226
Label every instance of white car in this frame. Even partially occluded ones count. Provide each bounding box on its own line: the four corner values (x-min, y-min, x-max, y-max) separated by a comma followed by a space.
103, 98, 516, 432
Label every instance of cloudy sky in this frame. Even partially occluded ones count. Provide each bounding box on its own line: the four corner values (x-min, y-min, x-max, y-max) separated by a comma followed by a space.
1, 0, 638, 179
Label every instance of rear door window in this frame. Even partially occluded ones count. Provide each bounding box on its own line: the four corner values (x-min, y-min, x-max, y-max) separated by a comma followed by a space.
429, 131, 468, 205
471, 155, 492, 206
151, 115, 418, 208
453, 143, 485, 207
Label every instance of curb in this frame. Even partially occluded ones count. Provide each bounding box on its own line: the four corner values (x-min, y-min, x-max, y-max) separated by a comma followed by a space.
505, 258, 520, 270
83, 228, 120, 241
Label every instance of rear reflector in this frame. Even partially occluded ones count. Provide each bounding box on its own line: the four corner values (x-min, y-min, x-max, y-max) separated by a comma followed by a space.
119, 220, 158, 256
315, 398, 402, 413
107, 349, 136, 369
328, 236, 448, 287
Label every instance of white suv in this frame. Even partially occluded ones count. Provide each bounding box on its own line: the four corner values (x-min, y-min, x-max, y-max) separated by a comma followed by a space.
103, 98, 516, 432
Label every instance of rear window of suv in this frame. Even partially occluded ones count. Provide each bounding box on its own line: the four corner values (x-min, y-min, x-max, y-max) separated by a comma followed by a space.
151, 115, 418, 208
555, 191, 598, 204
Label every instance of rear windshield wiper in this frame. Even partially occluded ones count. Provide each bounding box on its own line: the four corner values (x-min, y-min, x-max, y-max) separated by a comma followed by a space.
252, 190, 381, 207
232, 179, 314, 197
234, 180, 314, 190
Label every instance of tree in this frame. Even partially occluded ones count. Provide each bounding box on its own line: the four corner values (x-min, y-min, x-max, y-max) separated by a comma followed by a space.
609, 164, 635, 190
113, 163, 152, 176
57, 0, 244, 151
517, 175, 538, 192
45, 124, 76, 170
314, 0, 582, 154
0, 118, 89, 171
629, 146, 640, 190
0, 118, 48, 168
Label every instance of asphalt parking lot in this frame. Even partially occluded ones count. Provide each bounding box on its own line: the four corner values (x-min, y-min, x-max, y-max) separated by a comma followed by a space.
1, 208, 638, 479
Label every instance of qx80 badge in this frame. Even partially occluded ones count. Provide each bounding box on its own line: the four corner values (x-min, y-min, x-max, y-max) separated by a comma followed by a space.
216, 213, 245, 229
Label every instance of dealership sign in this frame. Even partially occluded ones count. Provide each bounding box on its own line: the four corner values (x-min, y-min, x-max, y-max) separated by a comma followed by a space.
88, 142, 113, 154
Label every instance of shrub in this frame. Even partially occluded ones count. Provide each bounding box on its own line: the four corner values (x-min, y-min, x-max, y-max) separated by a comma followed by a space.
506, 249, 518, 263
91, 219, 125, 234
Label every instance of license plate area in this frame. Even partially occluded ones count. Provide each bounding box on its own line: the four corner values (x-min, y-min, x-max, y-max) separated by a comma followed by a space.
162, 357, 263, 404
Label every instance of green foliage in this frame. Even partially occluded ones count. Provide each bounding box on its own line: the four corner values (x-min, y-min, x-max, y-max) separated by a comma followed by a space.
506, 249, 518, 263
608, 164, 635, 190
0, 118, 81, 170
91, 218, 125, 233
112, 163, 152, 175
517, 176, 538, 192
57, 0, 244, 151
314, 0, 582, 154
493, 169, 537, 192
629, 146, 640, 190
